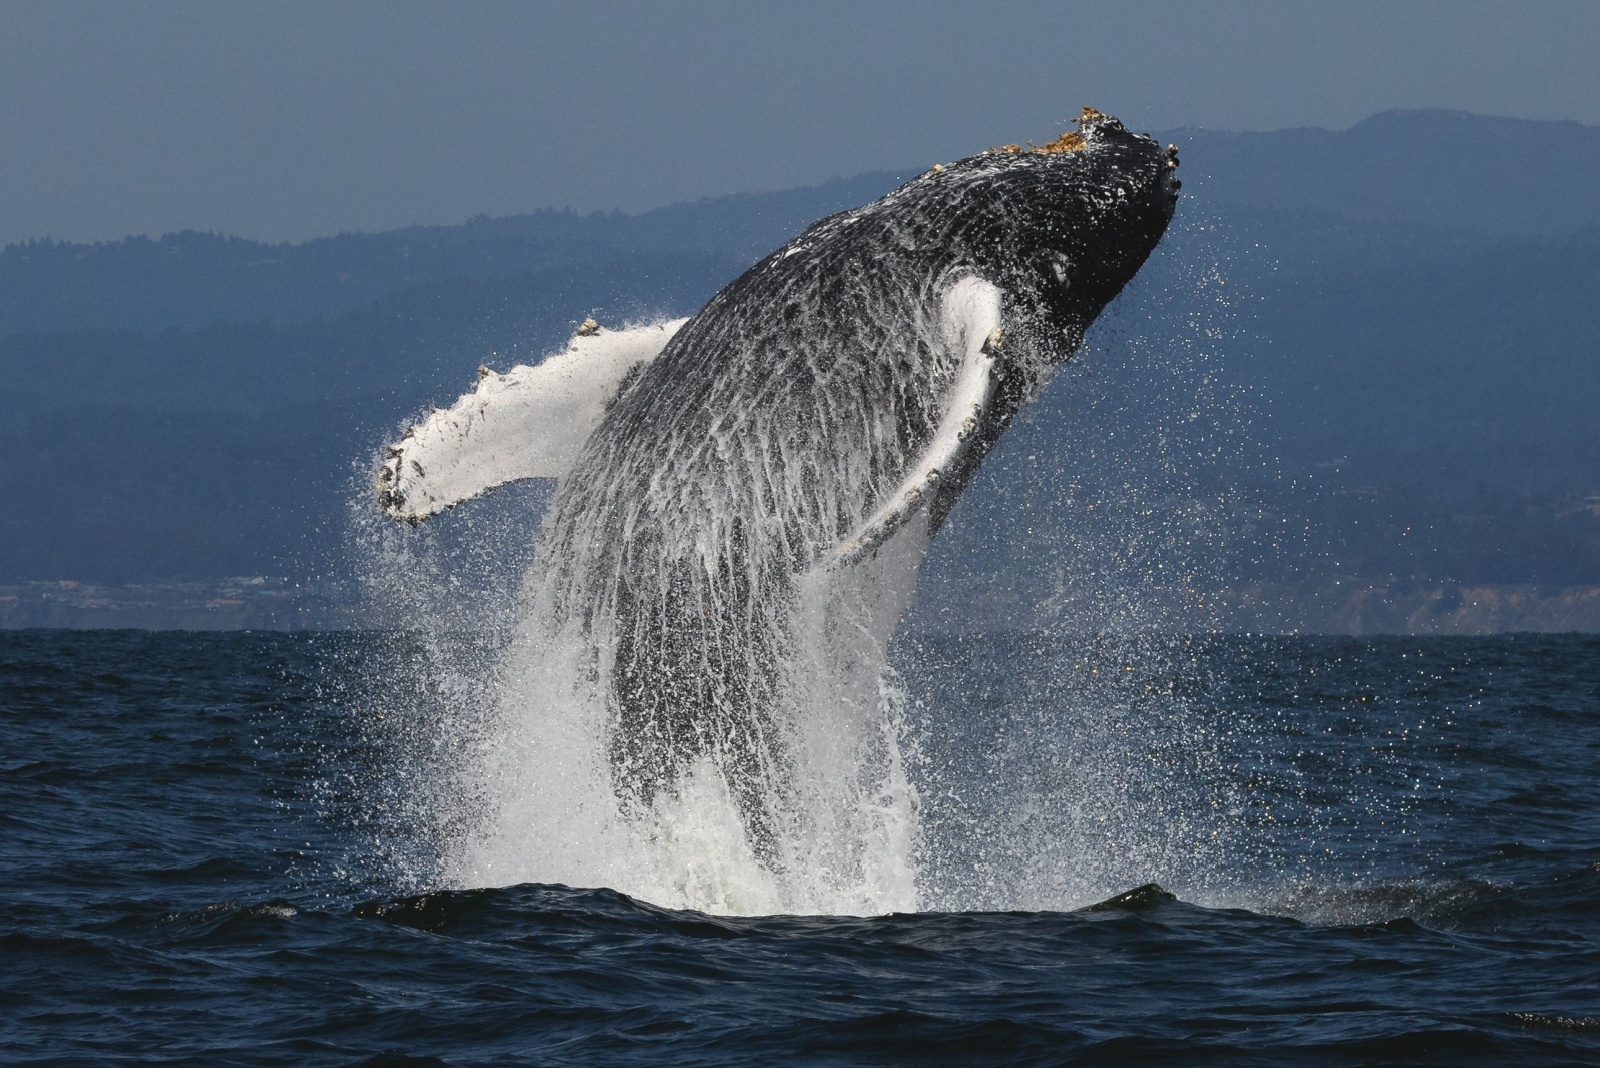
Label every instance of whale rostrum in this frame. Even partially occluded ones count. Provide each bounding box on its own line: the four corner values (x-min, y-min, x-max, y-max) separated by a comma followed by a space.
378, 107, 1179, 857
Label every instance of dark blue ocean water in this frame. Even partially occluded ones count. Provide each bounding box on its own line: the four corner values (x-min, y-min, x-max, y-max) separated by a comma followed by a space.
2, 629, 1597, 1066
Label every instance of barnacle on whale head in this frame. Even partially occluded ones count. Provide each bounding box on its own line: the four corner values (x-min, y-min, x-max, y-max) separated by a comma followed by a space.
1029, 105, 1117, 154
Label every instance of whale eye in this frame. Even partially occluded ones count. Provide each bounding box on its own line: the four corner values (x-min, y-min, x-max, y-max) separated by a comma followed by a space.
1049, 251, 1076, 290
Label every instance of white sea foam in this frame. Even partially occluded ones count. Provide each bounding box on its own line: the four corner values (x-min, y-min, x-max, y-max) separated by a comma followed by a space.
430, 520, 929, 915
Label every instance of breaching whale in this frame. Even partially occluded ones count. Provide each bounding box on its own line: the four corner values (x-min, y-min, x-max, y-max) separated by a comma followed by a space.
377, 107, 1179, 856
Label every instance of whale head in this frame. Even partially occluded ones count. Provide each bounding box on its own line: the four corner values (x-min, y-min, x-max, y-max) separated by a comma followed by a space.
938, 107, 1180, 354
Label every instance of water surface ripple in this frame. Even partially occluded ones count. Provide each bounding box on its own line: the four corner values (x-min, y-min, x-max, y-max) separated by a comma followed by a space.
2, 630, 1596, 1065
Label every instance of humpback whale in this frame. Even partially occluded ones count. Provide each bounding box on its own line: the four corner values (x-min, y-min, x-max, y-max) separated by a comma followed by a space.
378, 107, 1179, 858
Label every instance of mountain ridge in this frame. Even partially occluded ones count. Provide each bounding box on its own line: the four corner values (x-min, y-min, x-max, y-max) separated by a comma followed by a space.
2, 109, 1596, 630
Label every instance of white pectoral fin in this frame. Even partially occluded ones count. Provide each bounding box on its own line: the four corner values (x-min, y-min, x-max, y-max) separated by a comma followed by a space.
376, 317, 687, 522
823, 276, 1004, 569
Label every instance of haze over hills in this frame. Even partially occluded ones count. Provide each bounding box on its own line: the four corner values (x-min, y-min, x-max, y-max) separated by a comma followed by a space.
1177, 108, 1600, 234
2, 110, 1596, 632
0, 173, 907, 338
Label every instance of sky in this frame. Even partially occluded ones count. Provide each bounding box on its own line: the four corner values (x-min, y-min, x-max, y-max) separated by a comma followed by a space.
2, 0, 1597, 248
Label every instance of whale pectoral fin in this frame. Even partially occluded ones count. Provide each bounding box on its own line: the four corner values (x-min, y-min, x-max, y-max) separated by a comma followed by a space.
376, 317, 687, 523
821, 276, 1004, 568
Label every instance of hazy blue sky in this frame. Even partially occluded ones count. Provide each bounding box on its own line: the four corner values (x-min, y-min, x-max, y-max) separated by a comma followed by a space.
3, 0, 1597, 247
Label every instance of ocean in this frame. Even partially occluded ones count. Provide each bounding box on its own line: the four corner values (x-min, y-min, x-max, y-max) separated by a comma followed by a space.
2, 628, 1597, 1065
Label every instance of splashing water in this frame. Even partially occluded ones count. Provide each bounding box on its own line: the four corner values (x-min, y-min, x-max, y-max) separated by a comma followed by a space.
352, 212, 1274, 917
432, 512, 931, 915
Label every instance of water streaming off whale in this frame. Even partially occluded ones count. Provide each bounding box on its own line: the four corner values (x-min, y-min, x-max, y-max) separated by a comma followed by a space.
353, 114, 1270, 916
353, 209, 1257, 917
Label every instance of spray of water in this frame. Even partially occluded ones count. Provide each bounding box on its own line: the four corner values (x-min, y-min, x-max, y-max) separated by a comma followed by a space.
894, 212, 1286, 911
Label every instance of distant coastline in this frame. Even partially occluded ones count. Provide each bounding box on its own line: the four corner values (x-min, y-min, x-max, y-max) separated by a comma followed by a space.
7, 576, 1598, 636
